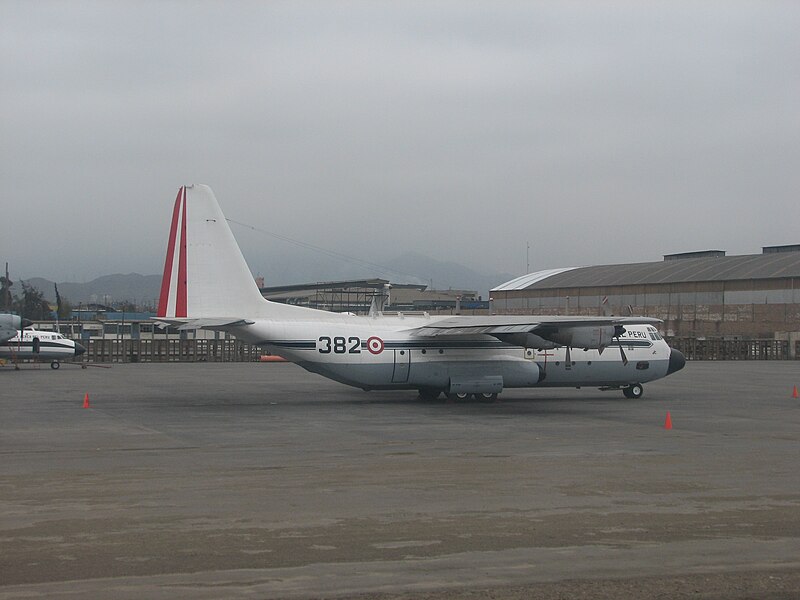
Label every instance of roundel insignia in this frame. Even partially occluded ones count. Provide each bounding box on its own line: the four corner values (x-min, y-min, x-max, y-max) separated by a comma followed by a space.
367, 336, 384, 355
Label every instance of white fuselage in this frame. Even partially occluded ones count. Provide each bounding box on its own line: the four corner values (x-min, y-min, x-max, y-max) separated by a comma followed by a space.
0, 330, 84, 362
226, 314, 672, 392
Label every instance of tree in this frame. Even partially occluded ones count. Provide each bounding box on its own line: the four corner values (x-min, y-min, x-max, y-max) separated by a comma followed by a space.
116, 300, 138, 313
54, 283, 72, 319
57, 297, 72, 320
12, 282, 51, 321
0, 264, 12, 311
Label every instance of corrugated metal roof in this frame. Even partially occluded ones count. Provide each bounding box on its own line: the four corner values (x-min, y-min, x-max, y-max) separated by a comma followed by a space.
261, 279, 427, 294
491, 252, 800, 291
491, 267, 582, 291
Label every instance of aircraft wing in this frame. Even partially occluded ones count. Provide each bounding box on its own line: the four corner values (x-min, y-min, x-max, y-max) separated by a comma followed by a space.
152, 317, 254, 331
405, 315, 662, 337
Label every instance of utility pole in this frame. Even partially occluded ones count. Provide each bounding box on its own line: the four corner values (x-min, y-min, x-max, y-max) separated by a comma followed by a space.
526, 243, 531, 311
2, 262, 11, 310
526, 242, 530, 274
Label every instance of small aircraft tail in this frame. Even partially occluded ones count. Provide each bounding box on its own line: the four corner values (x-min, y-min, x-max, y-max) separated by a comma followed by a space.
157, 185, 298, 320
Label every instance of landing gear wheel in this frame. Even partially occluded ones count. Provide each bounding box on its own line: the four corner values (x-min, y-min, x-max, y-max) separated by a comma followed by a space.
446, 392, 470, 401
418, 389, 441, 401
478, 392, 498, 402
50, 361, 60, 370
623, 383, 643, 399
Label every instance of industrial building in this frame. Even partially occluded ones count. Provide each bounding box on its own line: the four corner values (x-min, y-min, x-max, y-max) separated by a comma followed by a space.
491, 245, 800, 349
261, 279, 486, 313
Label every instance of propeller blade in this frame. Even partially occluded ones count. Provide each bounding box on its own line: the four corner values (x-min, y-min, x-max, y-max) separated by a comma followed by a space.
565, 346, 572, 370
616, 336, 628, 366
612, 325, 628, 366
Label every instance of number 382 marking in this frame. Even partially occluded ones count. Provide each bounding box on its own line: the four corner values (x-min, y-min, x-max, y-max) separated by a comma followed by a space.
318, 336, 361, 354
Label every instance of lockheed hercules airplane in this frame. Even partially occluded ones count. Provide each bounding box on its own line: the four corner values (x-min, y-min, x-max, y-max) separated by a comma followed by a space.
0, 328, 86, 369
155, 185, 685, 400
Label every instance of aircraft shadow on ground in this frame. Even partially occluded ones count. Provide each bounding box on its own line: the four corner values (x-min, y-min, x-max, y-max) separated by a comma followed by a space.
289, 391, 663, 416
131, 389, 663, 417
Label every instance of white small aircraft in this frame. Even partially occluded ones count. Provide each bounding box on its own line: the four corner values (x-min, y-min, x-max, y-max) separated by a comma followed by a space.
0, 329, 86, 369
155, 185, 685, 400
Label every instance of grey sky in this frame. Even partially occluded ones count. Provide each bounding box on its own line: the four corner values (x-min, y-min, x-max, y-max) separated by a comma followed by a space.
2, 1, 799, 286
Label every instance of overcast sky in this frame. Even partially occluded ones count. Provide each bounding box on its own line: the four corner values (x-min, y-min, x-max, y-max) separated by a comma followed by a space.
2, 1, 799, 286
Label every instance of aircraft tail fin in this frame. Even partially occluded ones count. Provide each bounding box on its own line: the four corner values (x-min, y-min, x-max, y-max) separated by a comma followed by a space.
156, 185, 281, 319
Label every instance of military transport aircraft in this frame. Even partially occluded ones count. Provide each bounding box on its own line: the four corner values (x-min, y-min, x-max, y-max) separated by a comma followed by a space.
154, 185, 685, 400
0, 328, 86, 369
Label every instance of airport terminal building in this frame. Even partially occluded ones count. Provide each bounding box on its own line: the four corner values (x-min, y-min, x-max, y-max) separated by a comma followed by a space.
491, 245, 800, 347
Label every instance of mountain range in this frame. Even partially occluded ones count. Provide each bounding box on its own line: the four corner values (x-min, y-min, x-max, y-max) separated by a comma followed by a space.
24, 274, 163, 309
17, 253, 516, 307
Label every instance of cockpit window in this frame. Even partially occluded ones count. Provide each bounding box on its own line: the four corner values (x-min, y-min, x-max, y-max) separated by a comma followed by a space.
647, 325, 664, 341
646, 326, 663, 341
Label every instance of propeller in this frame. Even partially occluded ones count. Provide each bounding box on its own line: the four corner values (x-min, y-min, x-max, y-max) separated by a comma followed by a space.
613, 325, 628, 366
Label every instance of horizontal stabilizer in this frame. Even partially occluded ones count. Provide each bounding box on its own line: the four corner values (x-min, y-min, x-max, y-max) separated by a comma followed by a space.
153, 317, 254, 331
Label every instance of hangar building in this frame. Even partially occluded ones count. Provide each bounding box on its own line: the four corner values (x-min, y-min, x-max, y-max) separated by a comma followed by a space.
261, 279, 484, 314
491, 245, 800, 344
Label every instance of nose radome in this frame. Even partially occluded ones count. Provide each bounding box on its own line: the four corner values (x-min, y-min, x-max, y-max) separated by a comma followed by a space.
667, 349, 686, 375
74, 342, 86, 356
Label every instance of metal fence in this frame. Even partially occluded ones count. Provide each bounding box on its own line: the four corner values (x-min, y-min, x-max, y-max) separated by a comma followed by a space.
82, 338, 263, 363
668, 338, 797, 360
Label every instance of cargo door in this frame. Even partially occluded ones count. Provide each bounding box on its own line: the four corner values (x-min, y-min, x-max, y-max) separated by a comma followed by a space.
392, 349, 410, 383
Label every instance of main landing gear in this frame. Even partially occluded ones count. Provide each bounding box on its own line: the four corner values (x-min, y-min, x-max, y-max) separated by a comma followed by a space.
417, 390, 499, 402
50, 361, 61, 370
622, 383, 644, 399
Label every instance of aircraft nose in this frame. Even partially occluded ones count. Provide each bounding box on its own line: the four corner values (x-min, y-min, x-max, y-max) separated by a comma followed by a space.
74, 342, 86, 357
21, 318, 34, 328
667, 348, 686, 375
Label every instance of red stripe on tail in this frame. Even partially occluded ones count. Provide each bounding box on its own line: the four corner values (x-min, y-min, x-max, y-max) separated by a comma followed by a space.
176, 188, 188, 317
157, 187, 184, 317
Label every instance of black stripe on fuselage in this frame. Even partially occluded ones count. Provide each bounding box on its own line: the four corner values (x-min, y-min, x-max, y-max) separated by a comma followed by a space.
1, 341, 74, 350
265, 340, 317, 349
266, 339, 509, 350
385, 340, 508, 349
265, 339, 653, 351
616, 340, 653, 348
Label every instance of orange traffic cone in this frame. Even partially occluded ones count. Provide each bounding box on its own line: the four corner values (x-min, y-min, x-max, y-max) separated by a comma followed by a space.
793, 385, 798, 399
664, 411, 672, 430
83, 393, 90, 409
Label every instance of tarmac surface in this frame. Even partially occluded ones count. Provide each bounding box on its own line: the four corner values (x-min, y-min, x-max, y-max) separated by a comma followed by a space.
1, 360, 799, 599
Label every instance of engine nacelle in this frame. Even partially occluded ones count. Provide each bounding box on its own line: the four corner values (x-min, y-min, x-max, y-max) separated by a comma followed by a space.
499, 332, 558, 349
539, 325, 617, 350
